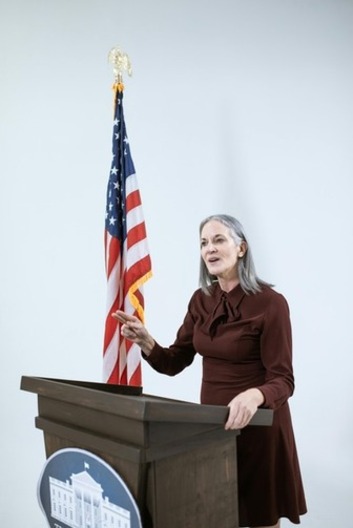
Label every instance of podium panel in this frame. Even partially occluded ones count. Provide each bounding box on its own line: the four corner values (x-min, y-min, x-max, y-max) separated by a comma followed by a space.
21, 376, 273, 528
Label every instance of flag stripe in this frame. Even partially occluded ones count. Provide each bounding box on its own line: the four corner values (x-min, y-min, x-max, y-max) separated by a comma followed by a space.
126, 188, 142, 210
127, 222, 148, 249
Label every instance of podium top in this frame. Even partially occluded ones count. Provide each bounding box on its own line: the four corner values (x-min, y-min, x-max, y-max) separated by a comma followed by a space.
21, 376, 273, 427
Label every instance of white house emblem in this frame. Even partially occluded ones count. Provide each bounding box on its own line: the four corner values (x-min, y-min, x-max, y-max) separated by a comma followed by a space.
37, 448, 142, 528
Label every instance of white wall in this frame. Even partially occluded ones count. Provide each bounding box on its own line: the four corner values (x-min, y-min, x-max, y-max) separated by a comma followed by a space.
1, 0, 352, 526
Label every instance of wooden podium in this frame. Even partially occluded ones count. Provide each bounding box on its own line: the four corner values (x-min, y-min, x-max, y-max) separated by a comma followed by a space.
21, 376, 273, 528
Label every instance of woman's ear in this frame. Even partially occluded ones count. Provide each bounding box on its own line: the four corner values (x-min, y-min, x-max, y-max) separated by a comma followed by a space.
238, 241, 247, 257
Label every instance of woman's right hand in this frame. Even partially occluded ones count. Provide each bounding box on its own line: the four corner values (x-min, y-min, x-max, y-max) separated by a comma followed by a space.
112, 310, 155, 355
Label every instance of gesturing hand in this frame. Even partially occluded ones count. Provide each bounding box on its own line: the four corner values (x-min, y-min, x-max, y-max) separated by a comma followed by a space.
112, 310, 155, 354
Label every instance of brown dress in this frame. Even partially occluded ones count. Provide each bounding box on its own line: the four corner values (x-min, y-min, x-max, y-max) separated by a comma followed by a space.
145, 283, 307, 526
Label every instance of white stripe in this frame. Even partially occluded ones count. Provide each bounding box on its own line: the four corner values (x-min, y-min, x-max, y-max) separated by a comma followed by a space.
119, 339, 127, 375
126, 204, 145, 230
123, 237, 150, 271
126, 342, 141, 382
106, 255, 122, 313
105, 232, 113, 271
125, 172, 138, 194
102, 329, 120, 381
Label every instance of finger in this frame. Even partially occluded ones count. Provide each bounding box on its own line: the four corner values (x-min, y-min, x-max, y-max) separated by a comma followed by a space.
225, 412, 238, 430
121, 326, 137, 339
112, 311, 137, 323
234, 409, 252, 430
225, 400, 241, 430
225, 417, 239, 430
112, 312, 125, 322
226, 405, 248, 430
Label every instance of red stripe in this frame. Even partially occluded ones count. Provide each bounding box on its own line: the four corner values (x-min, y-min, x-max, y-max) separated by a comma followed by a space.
128, 364, 142, 386
105, 235, 121, 278
127, 222, 147, 248
123, 255, 152, 297
133, 289, 144, 307
126, 189, 141, 210
103, 297, 123, 350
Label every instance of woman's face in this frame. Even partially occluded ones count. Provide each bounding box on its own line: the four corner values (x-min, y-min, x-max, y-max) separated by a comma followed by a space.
200, 220, 244, 282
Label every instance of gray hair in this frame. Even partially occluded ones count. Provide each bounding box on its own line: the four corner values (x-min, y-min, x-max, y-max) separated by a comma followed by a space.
199, 214, 272, 295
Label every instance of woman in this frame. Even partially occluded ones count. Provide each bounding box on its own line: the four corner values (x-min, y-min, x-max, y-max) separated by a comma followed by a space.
113, 214, 307, 528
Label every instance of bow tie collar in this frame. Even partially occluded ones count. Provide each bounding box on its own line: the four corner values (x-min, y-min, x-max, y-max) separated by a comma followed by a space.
207, 284, 245, 338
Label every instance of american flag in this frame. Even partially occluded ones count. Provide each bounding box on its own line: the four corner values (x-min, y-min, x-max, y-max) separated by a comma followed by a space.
103, 83, 152, 385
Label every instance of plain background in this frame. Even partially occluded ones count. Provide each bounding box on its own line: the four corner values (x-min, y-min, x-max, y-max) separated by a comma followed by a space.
1, 0, 352, 526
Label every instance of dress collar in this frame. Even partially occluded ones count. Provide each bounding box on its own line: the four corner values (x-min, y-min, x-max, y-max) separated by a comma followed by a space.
207, 282, 246, 337
213, 281, 246, 306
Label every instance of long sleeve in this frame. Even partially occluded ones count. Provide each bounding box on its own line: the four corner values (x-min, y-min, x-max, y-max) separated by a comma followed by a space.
256, 293, 295, 410
143, 298, 197, 375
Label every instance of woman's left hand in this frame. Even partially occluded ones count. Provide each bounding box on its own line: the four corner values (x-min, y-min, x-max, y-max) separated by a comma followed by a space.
225, 388, 265, 430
